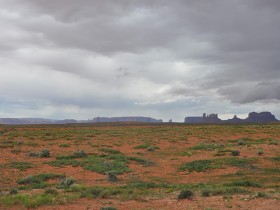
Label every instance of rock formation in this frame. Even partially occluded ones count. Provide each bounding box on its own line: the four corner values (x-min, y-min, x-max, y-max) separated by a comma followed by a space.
185, 112, 279, 124
226, 115, 244, 123
245, 112, 278, 123
185, 113, 222, 123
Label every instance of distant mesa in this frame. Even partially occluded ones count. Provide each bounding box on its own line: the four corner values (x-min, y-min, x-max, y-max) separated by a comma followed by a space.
245, 112, 278, 123
185, 113, 222, 124
0, 116, 162, 125
58, 119, 77, 124
185, 112, 279, 124
226, 115, 244, 123
0, 118, 77, 125
91, 117, 163, 123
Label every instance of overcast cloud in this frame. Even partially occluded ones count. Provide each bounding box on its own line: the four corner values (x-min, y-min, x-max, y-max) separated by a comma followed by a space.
0, 0, 279, 121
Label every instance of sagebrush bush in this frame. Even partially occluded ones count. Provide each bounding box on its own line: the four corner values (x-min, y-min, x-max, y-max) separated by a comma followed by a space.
179, 159, 213, 172
177, 189, 193, 200
73, 150, 87, 158
257, 150, 264, 156
231, 150, 240, 156
269, 140, 278, 145
238, 139, 245, 146
201, 189, 210, 197
44, 188, 58, 195
40, 149, 50, 157
256, 192, 267, 198
29, 149, 50, 158
10, 188, 18, 195
57, 177, 75, 189
107, 171, 117, 182
100, 207, 118, 210
147, 146, 155, 152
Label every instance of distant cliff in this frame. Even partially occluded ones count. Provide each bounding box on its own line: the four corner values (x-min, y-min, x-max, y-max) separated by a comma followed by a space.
185, 112, 279, 124
0, 116, 163, 124
185, 113, 222, 123
245, 112, 278, 123
92, 117, 163, 123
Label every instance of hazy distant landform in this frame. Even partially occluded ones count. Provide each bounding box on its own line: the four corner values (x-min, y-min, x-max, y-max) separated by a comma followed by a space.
0, 117, 162, 125
0, 112, 278, 124
91, 117, 163, 123
0, 118, 77, 125
185, 112, 279, 124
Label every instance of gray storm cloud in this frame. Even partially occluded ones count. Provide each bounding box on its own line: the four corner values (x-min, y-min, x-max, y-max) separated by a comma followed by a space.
0, 0, 279, 120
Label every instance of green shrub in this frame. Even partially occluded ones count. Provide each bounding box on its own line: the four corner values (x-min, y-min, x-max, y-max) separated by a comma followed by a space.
128, 181, 157, 189
83, 157, 130, 174
9, 188, 18, 195
226, 180, 262, 188
128, 157, 154, 166
11, 149, 21, 154
29, 149, 50, 158
272, 156, 280, 161
269, 140, 278, 145
238, 139, 246, 145
57, 150, 87, 159
134, 143, 159, 150
201, 189, 210, 197
147, 146, 155, 152
44, 188, 58, 195
179, 160, 214, 172
217, 157, 251, 168
100, 207, 118, 210
51, 153, 152, 175
29, 152, 38, 157
49, 159, 80, 167
90, 188, 104, 198
40, 149, 50, 157
190, 142, 224, 151
100, 148, 121, 154
181, 151, 192, 157
257, 150, 264, 156
57, 177, 75, 189
18, 175, 39, 185
17, 173, 65, 189
10, 162, 33, 171
59, 144, 70, 147
17, 173, 65, 184
107, 171, 118, 182
180, 157, 253, 172
0, 194, 54, 208
177, 189, 193, 200
256, 192, 267, 198
208, 187, 248, 196
72, 150, 87, 158
231, 150, 240, 156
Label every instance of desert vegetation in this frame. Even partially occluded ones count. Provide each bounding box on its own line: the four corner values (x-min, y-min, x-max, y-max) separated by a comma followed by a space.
0, 123, 279, 209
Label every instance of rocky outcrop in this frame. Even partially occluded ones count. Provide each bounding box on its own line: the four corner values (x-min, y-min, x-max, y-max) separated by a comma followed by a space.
185, 112, 279, 124
226, 115, 244, 123
185, 113, 222, 123
203, 114, 222, 123
245, 112, 278, 123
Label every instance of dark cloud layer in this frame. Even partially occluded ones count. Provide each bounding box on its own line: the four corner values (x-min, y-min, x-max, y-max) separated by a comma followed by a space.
0, 0, 279, 120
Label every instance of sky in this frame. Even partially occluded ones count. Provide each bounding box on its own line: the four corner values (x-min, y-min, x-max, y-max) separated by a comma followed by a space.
0, 0, 279, 122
